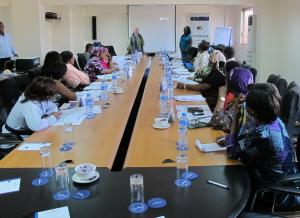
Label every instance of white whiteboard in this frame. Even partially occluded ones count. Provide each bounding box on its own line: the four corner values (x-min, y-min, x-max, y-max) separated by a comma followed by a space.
213, 27, 232, 46
129, 5, 176, 53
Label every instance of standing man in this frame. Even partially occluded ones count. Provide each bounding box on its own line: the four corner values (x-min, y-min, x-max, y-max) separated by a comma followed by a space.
127, 28, 144, 54
0, 21, 17, 71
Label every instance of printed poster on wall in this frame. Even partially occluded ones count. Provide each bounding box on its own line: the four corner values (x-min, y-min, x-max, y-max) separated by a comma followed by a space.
187, 15, 210, 48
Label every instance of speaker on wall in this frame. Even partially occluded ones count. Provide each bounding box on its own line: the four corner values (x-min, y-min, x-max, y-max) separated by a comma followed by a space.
92, 16, 97, 40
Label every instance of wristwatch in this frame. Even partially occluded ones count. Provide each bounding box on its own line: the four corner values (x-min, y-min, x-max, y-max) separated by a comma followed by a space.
218, 97, 225, 102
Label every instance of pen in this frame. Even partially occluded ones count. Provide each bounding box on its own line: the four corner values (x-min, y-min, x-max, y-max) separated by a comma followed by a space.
207, 180, 230, 190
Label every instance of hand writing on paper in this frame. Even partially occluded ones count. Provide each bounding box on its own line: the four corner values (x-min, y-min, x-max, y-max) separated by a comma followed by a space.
51, 112, 61, 119
176, 82, 185, 89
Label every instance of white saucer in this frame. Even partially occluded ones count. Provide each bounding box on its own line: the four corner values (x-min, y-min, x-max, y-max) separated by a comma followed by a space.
72, 171, 99, 184
152, 123, 171, 129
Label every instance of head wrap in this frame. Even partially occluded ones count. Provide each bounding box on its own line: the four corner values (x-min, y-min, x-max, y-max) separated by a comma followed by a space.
229, 68, 254, 94
209, 50, 226, 72
92, 46, 108, 57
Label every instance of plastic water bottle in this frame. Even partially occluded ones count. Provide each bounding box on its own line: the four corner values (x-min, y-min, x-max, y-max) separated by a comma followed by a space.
177, 113, 189, 150
112, 72, 118, 90
85, 93, 95, 119
167, 75, 174, 101
160, 92, 168, 118
161, 76, 167, 92
100, 81, 108, 102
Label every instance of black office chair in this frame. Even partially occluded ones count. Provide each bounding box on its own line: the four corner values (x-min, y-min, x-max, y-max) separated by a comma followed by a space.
77, 53, 88, 70
1, 74, 32, 109
104, 45, 117, 56
0, 81, 23, 159
249, 132, 300, 215
73, 58, 81, 71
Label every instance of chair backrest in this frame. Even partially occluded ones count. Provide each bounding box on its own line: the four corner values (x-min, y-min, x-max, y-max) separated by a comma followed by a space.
0, 81, 9, 129
104, 45, 117, 56
267, 74, 288, 98
77, 53, 88, 70
267, 74, 280, 84
288, 81, 298, 91
1, 74, 32, 110
73, 58, 81, 70
281, 84, 300, 138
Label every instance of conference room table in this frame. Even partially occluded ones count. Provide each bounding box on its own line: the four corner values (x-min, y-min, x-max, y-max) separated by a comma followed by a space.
0, 56, 150, 169
0, 56, 250, 218
125, 57, 239, 167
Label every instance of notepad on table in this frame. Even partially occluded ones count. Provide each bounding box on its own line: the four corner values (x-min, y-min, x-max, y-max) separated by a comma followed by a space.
174, 75, 198, 85
0, 178, 21, 194
18, 143, 51, 151
174, 95, 206, 102
195, 139, 226, 153
35, 206, 70, 218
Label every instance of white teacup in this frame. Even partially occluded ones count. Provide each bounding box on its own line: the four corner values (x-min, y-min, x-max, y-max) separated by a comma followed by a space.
154, 117, 169, 127
75, 163, 96, 179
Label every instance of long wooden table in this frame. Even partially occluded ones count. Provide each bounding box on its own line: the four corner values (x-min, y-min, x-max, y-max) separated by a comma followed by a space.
0, 57, 149, 169
125, 57, 239, 167
0, 56, 249, 218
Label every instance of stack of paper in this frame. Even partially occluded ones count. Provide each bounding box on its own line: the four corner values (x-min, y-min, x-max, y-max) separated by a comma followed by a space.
174, 95, 206, 102
97, 73, 122, 81
176, 105, 212, 119
83, 81, 113, 91
76, 90, 100, 100
195, 140, 226, 153
55, 105, 102, 126
174, 75, 198, 85
173, 68, 190, 75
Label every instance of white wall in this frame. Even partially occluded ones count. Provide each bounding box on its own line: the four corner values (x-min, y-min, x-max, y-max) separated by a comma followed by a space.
84, 5, 128, 55
0, 7, 12, 33
10, 0, 42, 57
274, 0, 300, 83
3, 0, 300, 84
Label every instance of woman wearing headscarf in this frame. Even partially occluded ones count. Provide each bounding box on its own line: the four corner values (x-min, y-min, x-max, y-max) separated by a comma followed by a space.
193, 40, 210, 76
84, 47, 119, 82
177, 49, 227, 109
210, 68, 254, 133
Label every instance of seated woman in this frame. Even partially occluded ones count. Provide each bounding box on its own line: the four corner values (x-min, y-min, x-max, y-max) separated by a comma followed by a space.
223, 46, 236, 62
2, 77, 60, 134
225, 83, 297, 185
193, 40, 210, 79
61, 51, 90, 88
210, 68, 254, 132
42, 63, 77, 101
177, 49, 226, 110
27, 51, 63, 80
84, 47, 119, 82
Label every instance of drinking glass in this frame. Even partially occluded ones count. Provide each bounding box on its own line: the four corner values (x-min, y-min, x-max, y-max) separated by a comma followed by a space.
39, 146, 54, 177
129, 174, 148, 213
54, 162, 70, 199
63, 123, 74, 147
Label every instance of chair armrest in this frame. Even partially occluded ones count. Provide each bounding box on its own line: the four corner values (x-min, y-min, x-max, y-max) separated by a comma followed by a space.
0, 133, 23, 144
277, 173, 300, 184
267, 185, 300, 196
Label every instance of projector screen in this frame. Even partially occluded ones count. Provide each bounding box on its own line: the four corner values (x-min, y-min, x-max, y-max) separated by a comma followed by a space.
213, 27, 232, 46
129, 5, 176, 53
